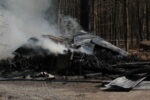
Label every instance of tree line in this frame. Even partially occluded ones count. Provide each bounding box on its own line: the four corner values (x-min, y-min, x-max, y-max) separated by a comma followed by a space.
57, 0, 149, 50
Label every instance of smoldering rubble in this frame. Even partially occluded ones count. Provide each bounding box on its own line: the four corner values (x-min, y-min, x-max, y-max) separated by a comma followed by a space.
0, 0, 149, 92
0, 29, 149, 91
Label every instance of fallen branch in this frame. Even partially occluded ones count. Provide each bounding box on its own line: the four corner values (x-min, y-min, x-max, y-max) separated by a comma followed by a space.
85, 73, 102, 78
112, 62, 150, 68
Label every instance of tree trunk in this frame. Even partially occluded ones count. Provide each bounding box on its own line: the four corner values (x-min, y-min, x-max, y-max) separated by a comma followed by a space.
113, 0, 117, 45
123, 0, 128, 51
136, 0, 143, 41
80, 0, 90, 31
146, 0, 149, 40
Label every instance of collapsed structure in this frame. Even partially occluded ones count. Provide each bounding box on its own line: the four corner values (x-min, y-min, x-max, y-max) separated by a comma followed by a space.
12, 30, 150, 91
0, 0, 149, 92
0, 26, 149, 91
13, 30, 129, 74
15, 30, 128, 57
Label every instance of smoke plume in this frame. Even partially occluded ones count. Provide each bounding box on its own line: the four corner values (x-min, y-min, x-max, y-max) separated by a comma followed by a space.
0, 0, 67, 59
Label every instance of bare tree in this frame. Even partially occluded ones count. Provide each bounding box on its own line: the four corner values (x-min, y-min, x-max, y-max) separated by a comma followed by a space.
145, 0, 149, 40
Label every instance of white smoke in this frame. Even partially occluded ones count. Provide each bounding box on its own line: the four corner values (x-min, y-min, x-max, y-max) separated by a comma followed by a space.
39, 37, 67, 55
0, 0, 67, 59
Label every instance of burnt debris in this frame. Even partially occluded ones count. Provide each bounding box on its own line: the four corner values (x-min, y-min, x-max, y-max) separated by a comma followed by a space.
0, 30, 149, 91
0, 30, 127, 73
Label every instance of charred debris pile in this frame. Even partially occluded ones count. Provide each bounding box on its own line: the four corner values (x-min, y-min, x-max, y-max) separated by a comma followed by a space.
0, 30, 150, 91
0, 30, 149, 79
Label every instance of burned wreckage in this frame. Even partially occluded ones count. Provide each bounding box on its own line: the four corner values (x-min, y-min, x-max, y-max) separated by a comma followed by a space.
14, 30, 129, 74
0, 28, 150, 91
11, 30, 150, 90
15, 30, 128, 57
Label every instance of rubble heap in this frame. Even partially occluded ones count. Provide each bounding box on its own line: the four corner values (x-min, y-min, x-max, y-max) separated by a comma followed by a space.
0, 30, 149, 91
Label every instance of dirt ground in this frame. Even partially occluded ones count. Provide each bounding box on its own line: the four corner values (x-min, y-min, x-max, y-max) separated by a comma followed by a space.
0, 81, 150, 100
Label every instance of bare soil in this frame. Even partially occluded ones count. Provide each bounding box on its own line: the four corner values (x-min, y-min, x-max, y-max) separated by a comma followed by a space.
0, 81, 150, 100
